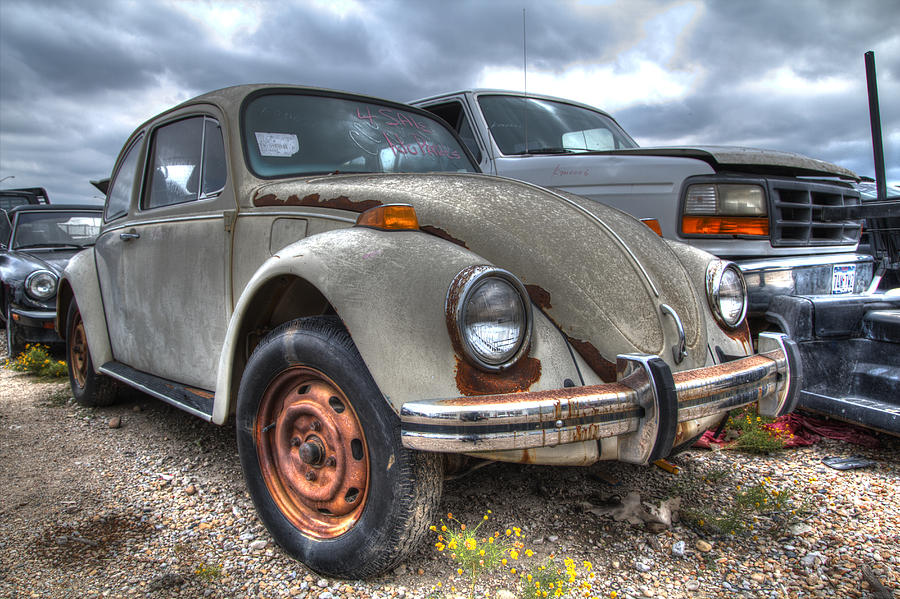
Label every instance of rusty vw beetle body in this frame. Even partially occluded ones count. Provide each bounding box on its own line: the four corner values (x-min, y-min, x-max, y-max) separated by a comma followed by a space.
58, 85, 800, 578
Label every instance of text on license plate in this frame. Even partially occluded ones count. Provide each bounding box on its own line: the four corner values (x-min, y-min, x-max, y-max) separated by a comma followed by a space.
832, 264, 856, 294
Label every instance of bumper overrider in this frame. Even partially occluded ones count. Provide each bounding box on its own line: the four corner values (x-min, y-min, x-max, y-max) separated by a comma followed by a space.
400, 332, 801, 465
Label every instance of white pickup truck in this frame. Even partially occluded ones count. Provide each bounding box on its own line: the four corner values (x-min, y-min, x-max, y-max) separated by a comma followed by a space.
412, 90, 874, 330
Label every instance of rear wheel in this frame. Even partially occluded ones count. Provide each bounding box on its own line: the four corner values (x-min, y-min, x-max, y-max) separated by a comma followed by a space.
236, 317, 443, 578
66, 300, 117, 406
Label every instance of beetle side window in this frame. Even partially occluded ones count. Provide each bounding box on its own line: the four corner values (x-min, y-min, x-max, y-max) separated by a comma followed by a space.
145, 118, 204, 209
144, 116, 226, 209
201, 119, 227, 198
105, 134, 144, 222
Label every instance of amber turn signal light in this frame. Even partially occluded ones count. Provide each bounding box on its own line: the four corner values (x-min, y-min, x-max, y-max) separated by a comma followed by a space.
682, 216, 768, 237
355, 204, 420, 231
640, 218, 663, 237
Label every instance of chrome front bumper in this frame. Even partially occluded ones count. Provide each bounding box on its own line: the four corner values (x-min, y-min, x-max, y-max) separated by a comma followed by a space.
400, 333, 801, 464
738, 253, 874, 314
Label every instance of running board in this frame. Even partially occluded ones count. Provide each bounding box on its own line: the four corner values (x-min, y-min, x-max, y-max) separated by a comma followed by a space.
99, 362, 215, 421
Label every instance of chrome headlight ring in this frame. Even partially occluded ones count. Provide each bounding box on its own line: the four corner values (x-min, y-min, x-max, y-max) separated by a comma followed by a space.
706, 260, 748, 329
25, 270, 59, 301
446, 265, 533, 372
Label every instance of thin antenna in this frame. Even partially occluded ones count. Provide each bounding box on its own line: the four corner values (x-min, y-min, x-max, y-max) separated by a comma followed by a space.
523, 8, 527, 95
523, 8, 528, 153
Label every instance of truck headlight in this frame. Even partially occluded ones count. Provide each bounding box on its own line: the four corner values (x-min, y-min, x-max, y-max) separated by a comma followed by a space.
25, 270, 58, 301
447, 266, 532, 371
682, 183, 768, 236
706, 261, 747, 328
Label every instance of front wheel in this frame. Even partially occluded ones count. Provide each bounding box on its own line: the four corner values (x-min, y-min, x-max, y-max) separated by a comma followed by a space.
6, 305, 25, 358
236, 317, 443, 579
66, 300, 117, 406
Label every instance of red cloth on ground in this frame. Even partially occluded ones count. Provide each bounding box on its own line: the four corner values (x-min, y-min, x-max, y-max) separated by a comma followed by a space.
693, 411, 881, 449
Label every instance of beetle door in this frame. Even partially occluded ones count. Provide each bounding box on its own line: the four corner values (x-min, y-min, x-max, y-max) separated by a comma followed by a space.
95, 115, 233, 390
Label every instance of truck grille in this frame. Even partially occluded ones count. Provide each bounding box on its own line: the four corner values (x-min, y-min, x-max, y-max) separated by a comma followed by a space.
769, 180, 862, 247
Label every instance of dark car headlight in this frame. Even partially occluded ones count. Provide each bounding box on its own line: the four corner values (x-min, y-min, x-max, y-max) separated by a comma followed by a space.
25, 270, 58, 301
706, 261, 747, 328
447, 266, 532, 371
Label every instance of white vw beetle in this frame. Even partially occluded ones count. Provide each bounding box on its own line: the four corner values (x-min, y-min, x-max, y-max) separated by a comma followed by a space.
58, 85, 800, 578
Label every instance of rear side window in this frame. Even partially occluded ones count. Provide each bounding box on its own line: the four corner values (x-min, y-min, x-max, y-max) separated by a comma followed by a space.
105, 134, 144, 222
144, 116, 226, 210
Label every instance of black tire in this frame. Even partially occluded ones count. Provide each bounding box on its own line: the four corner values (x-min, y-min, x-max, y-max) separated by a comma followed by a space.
66, 300, 117, 407
236, 316, 443, 579
6, 305, 25, 358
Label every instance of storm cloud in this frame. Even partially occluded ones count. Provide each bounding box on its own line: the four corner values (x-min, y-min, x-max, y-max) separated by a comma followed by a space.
0, 0, 897, 203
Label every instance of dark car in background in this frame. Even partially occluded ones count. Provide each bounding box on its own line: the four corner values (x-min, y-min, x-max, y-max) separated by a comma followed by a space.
0, 187, 51, 211
1, 204, 102, 356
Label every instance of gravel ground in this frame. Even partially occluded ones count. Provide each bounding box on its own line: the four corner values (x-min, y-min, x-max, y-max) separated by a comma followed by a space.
1, 333, 898, 599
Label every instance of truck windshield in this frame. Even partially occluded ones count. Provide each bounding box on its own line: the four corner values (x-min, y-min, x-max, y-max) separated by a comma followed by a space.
477, 95, 638, 156
243, 93, 478, 178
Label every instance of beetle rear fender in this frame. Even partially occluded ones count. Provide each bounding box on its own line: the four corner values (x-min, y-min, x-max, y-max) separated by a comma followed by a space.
56, 249, 113, 371
213, 227, 583, 425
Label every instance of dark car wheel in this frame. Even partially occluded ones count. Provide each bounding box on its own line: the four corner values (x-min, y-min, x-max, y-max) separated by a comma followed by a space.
236, 316, 443, 579
66, 300, 117, 406
6, 305, 25, 358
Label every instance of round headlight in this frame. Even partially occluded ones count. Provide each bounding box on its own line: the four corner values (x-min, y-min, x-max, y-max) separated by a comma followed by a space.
447, 266, 532, 371
25, 270, 58, 301
706, 261, 747, 328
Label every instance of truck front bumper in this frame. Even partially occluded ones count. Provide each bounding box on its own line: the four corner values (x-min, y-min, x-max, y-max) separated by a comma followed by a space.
738, 253, 874, 314
400, 332, 801, 464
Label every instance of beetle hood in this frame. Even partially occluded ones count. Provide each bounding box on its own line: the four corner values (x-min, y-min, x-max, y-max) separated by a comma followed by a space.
252, 173, 709, 375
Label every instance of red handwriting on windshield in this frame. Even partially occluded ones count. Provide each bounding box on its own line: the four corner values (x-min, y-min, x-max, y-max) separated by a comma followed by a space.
355, 106, 431, 133
382, 132, 460, 160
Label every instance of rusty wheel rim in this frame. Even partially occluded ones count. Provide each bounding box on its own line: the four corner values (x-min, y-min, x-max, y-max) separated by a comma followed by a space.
255, 367, 370, 539
70, 313, 88, 389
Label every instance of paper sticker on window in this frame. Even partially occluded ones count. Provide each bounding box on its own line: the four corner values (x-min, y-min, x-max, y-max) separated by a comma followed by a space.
255, 132, 299, 157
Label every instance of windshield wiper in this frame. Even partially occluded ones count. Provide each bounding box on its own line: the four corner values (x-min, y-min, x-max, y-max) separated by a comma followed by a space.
512, 147, 578, 155
14, 243, 86, 250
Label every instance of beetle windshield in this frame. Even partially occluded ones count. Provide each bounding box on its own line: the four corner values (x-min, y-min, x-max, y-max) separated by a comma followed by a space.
477, 94, 638, 156
243, 93, 478, 177
11, 211, 102, 250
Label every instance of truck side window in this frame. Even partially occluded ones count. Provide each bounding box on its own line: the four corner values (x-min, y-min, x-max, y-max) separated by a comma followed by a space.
424, 101, 482, 163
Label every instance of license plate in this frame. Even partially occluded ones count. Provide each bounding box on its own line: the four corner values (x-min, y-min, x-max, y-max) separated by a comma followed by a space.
831, 264, 856, 294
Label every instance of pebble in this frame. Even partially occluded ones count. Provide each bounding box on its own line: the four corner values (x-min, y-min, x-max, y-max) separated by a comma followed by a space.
108, 416, 121, 429
2, 356, 898, 599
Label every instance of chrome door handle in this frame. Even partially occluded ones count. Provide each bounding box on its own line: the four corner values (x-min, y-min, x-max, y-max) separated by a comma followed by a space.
120, 231, 140, 241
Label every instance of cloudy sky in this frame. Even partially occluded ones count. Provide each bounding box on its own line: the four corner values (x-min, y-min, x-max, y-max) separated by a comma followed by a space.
0, 0, 897, 204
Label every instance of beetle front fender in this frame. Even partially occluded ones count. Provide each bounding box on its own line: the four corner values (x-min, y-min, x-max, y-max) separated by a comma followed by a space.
212, 227, 582, 425
57, 249, 113, 371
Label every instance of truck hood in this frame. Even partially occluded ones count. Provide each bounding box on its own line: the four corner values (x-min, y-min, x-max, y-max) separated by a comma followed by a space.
253, 173, 709, 376
601, 145, 859, 180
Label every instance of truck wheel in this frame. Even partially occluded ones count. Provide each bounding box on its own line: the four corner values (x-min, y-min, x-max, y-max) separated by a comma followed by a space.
66, 301, 117, 407
6, 306, 25, 358
236, 317, 443, 579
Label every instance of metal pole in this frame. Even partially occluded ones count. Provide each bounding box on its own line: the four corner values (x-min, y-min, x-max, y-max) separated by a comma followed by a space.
865, 51, 886, 202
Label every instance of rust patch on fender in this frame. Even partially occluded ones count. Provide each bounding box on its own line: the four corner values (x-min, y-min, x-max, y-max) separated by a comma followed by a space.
525, 285, 552, 310
724, 321, 753, 354
254, 192, 381, 213
566, 337, 616, 383
421, 225, 468, 248
455, 356, 542, 397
